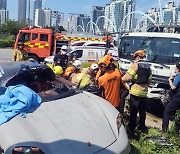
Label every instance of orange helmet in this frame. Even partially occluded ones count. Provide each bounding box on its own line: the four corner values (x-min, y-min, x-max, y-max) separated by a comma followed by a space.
98, 57, 111, 66
132, 50, 145, 58
63, 66, 75, 77
104, 54, 113, 62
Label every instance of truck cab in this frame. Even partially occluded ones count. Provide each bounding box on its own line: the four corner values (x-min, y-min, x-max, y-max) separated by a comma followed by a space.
15, 28, 54, 62
15, 28, 105, 62
118, 32, 180, 84
118, 32, 180, 113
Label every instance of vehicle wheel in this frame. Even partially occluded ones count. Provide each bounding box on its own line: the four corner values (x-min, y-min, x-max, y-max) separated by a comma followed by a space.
28, 55, 39, 62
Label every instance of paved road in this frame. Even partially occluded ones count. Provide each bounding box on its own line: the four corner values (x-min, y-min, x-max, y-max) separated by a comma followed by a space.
0, 48, 14, 62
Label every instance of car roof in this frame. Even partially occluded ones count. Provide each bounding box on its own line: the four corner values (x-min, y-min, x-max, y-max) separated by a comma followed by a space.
71, 41, 106, 46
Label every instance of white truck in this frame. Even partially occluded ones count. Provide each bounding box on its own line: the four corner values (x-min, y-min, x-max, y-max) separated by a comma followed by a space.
118, 32, 180, 116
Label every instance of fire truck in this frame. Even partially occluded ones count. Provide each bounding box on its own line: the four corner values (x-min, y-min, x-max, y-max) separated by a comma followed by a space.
14, 28, 104, 62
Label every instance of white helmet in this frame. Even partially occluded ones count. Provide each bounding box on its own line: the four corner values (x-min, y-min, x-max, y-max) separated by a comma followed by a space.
73, 60, 82, 69
90, 63, 98, 71
61, 45, 67, 50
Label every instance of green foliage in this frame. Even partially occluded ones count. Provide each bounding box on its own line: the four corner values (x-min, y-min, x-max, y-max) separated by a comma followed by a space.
0, 20, 27, 36
169, 109, 180, 136
0, 34, 15, 48
130, 128, 180, 154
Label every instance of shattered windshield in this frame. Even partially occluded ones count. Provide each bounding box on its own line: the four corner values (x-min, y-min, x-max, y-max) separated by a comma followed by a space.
0, 62, 22, 87
0, 61, 42, 87
119, 36, 180, 64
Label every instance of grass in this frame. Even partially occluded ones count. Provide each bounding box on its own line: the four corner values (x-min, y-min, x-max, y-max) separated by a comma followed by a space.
128, 125, 180, 154
82, 62, 91, 68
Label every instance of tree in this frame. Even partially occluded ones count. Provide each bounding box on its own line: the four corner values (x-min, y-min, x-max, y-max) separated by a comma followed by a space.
0, 20, 27, 36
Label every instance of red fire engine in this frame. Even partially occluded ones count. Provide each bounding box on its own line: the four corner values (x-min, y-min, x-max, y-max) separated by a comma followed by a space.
14, 28, 104, 62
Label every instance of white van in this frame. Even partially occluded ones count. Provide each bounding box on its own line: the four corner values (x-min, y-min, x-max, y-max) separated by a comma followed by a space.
70, 41, 117, 51
68, 46, 118, 62
44, 42, 118, 63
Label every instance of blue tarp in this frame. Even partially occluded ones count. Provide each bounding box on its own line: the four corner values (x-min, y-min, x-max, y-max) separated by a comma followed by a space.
0, 84, 42, 125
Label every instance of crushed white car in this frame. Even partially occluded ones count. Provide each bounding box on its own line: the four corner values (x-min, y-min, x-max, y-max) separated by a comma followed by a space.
0, 61, 130, 154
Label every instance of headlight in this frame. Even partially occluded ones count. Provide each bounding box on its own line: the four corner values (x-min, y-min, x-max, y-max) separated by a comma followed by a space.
13, 146, 44, 154
116, 113, 124, 133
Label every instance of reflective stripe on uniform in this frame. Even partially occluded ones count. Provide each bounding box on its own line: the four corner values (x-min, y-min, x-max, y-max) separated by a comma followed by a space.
134, 74, 138, 80
79, 76, 91, 88
130, 87, 147, 97
127, 69, 136, 77
77, 73, 85, 81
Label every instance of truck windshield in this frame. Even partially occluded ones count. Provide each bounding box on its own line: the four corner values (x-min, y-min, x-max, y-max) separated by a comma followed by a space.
119, 36, 180, 64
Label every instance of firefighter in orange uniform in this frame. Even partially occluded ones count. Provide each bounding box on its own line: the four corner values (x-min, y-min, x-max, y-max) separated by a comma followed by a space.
98, 56, 122, 109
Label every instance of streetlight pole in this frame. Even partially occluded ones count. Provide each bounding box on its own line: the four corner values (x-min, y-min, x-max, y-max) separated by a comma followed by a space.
28, 0, 31, 26
52, 11, 64, 32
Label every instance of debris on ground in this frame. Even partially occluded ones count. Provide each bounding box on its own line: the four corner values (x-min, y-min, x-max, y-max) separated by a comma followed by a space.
146, 136, 173, 146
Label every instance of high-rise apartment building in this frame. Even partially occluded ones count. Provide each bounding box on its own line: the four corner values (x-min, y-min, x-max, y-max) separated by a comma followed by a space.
91, 6, 105, 33
34, 8, 44, 27
163, 8, 173, 25
177, 5, 180, 25
0, 0, 7, 10
18, 0, 27, 22
0, 0, 7, 24
77, 14, 90, 32
52, 12, 64, 27
142, 8, 159, 31
34, 8, 53, 27
44, 8, 52, 27
33, 0, 42, 23
104, 0, 135, 33
68, 13, 90, 33
142, 1, 180, 31
68, 13, 78, 32
104, 0, 124, 33
123, 0, 135, 31
0, 9, 8, 24
172, 5, 180, 25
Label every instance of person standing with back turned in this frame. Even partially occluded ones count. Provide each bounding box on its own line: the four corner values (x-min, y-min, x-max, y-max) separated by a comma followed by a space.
122, 50, 152, 135
98, 56, 122, 110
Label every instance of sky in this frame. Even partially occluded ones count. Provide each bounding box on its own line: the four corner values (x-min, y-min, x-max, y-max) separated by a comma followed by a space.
7, 0, 180, 21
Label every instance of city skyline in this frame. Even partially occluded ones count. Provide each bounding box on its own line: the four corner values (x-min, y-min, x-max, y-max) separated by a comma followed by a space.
6, 0, 180, 21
